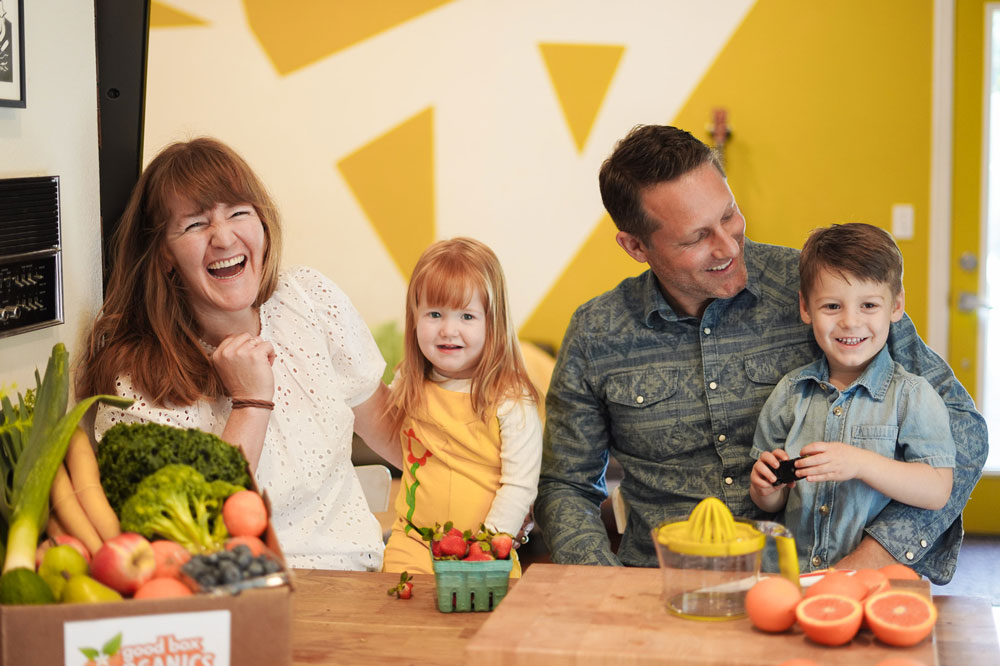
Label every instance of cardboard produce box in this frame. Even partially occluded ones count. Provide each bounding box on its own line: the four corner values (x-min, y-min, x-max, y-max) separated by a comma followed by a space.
0, 511, 293, 666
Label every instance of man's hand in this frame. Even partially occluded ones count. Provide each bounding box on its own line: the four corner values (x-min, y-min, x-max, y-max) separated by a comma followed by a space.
834, 535, 897, 570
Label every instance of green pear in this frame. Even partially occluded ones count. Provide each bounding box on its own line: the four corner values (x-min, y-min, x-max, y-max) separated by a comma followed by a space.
61, 574, 123, 603
38, 544, 89, 601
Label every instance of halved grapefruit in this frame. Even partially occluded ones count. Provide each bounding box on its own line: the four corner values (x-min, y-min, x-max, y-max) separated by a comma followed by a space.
864, 590, 938, 647
795, 593, 863, 646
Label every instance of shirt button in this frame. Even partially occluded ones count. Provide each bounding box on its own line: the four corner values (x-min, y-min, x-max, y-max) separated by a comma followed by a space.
724, 477, 733, 485
905, 552, 915, 561
920, 539, 928, 548
636, 395, 644, 404
709, 381, 718, 390
704, 327, 711, 335
819, 505, 830, 515
833, 406, 843, 416
811, 556, 822, 568
718, 434, 726, 442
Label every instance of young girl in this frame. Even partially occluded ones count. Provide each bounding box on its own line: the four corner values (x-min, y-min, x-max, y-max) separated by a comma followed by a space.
381, 237, 542, 576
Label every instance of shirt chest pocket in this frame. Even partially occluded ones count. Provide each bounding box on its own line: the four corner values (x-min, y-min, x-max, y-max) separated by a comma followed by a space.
851, 424, 899, 459
603, 366, 680, 460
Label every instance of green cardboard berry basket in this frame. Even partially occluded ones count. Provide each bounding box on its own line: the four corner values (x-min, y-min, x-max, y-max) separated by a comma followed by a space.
431, 558, 513, 612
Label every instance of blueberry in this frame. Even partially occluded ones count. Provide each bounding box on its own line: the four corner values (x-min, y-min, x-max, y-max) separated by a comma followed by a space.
246, 561, 265, 577
219, 561, 242, 584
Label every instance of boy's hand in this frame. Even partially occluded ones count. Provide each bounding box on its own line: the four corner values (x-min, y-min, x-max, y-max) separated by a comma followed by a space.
797, 441, 868, 482
751, 449, 794, 496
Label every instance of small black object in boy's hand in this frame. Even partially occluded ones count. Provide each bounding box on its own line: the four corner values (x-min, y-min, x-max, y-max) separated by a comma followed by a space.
771, 457, 804, 486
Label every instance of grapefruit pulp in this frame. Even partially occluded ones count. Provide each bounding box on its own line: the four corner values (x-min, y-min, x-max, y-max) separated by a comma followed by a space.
795, 593, 863, 646
864, 590, 937, 647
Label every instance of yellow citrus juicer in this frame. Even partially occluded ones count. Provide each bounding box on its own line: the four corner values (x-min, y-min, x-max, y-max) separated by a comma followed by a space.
651, 497, 800, 621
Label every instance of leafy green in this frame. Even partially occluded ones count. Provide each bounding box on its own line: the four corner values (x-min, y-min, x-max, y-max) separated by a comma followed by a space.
0, 381, 38, 534
97, 422, 252, 516
371, 320, 403, 385
119, 463, 243, 553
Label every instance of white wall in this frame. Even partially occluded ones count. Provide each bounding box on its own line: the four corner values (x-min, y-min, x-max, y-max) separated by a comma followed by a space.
0, 1, 101, 390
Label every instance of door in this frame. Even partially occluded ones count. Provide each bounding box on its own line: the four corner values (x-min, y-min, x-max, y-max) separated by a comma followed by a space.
951, 0, 999, 533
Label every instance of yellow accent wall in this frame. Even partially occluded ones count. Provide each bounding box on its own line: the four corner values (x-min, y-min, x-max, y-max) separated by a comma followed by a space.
673, 0, 934, 336
338, 108, 436, 280
145, 1, 938, 353
538, 44, 625, 153
150, 1, 206, 28
244, 0, 455, 75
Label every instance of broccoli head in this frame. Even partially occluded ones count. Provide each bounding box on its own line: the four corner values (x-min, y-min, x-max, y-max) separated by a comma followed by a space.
119, 463, 244, 553
97, 422, 252, 515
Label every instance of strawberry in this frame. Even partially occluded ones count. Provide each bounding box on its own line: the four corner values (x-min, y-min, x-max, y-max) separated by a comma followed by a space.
388, 571, 414, 599
438, 530, 469, 558
490, 532, 513, 560
463, 541, 495, 561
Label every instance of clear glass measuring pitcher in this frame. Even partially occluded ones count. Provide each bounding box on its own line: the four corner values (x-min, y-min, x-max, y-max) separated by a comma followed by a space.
651, 497, 800, 621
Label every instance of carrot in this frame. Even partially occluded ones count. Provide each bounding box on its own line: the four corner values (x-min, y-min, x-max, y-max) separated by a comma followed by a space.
64, 427, 120, 541
50, 463, 103, 556
222, 490, 268, 537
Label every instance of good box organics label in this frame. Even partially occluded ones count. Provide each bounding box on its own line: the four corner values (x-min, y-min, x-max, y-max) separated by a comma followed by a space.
63, 611, 231, 666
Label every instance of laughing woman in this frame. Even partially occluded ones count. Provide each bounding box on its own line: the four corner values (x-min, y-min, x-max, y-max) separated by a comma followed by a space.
76, 138, 400, 571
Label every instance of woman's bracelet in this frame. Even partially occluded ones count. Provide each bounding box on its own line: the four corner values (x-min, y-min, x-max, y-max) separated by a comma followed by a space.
231, 398, 275, 411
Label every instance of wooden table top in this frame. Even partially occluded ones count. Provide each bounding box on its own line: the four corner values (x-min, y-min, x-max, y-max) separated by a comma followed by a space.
290, 566, 999, 665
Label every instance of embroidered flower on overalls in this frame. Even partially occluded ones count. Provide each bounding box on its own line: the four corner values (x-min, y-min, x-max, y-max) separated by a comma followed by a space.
404, 428, 432, 466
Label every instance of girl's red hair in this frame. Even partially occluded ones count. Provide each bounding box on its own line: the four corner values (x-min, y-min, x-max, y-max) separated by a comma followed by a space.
387, 238, 538, 433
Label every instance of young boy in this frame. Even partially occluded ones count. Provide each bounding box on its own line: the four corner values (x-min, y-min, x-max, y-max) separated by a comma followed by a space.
750, 223, 955, 573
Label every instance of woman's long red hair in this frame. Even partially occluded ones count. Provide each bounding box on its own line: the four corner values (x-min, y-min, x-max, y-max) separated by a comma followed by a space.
75, 138, 283, 405
386, 238, 538, 434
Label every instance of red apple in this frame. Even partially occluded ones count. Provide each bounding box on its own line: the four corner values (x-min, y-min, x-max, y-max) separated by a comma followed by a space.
91, 532, 156, 595
150, 540, 191, 579
35, 534, 92, 569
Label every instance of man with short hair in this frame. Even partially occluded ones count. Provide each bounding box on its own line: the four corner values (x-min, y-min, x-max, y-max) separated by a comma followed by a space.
534, 125, 986, 584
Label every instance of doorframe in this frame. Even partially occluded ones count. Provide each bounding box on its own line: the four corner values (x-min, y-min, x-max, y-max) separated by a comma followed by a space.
929, 0, 954, 356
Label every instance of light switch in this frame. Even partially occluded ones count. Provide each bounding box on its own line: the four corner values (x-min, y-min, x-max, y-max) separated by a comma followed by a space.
891, 203, 915, 240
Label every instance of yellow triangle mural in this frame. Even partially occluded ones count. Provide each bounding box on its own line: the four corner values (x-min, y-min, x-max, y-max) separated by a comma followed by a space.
539, 43, 625, 153
244, 0, 455, 76
150, 1, 208, 28
519, 214, 645, 349
338, 108, 435, 280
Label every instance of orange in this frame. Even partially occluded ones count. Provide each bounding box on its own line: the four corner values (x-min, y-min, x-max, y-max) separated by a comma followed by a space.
864, 590, 938, 647
745, 576, 801, 632
133, 576, 194, 599
804, 570, 868, 601
851, 568, 890, 597
878, 563, 921, 581
795, 593, 864, 646
777, 660, 820, 666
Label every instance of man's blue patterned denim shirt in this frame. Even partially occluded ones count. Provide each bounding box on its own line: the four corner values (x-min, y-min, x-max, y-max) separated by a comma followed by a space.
535, 240, 986, 584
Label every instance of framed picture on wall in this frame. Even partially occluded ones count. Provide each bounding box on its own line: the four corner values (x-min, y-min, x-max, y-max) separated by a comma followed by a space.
0, 0, 25, 108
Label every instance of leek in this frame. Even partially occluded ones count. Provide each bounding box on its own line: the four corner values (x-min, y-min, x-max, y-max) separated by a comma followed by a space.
0, 344, 132, 573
